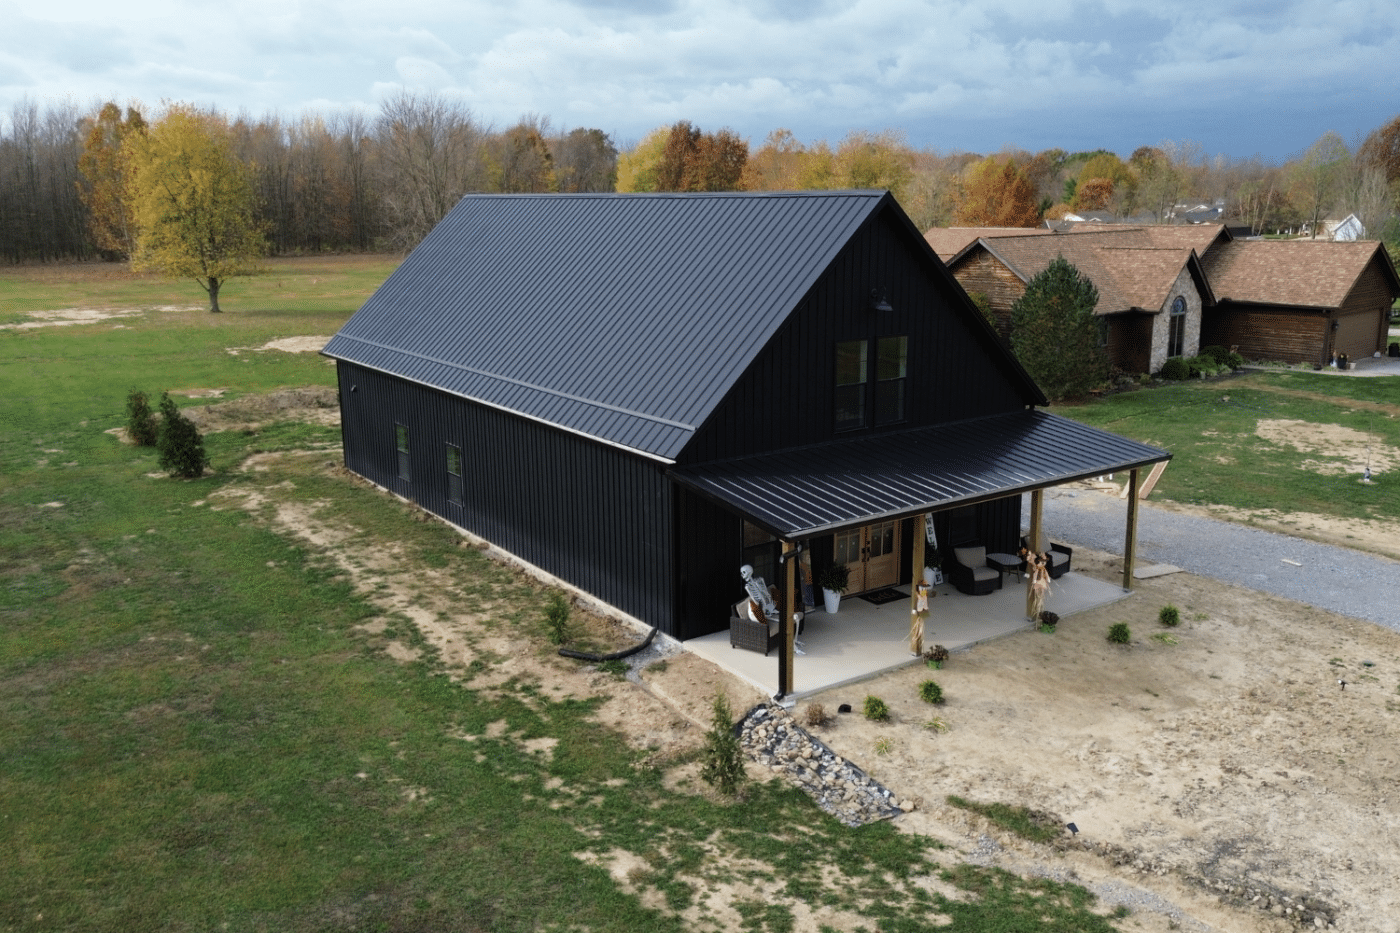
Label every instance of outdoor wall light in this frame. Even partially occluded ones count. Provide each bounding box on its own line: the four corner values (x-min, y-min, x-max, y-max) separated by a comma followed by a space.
1331, 319, 1339, 331
869, 288, 892, 313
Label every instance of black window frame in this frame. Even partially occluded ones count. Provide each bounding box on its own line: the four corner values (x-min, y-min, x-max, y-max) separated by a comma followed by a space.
445, 442, 464, 505
834, 335, 909, 432
1168, 295, 1186, 358
395, 423, 411, 482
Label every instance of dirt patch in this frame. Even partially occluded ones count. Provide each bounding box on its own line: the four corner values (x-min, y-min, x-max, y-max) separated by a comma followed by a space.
0, 306, 199, 330
1256, 418, 1397, 476
183, 386, 341, 433
225, 335, 333, 356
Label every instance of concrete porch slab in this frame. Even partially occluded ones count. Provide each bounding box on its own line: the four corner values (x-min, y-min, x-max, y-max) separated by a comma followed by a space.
683, 571, 1130, 700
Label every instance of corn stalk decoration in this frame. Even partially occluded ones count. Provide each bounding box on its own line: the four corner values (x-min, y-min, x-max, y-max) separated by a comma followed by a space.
1022, 548, 1051, 621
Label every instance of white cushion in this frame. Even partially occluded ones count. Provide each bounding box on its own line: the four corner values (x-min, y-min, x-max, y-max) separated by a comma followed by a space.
954, 546, 986, 567
970, 567, 998, 582
1032, 530, 1050, 553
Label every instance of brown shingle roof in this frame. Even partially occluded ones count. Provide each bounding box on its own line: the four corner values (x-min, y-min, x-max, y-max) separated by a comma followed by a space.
923, 226, 1052, 259
971, 236, 1197, 314
1202, 239, 1393, 308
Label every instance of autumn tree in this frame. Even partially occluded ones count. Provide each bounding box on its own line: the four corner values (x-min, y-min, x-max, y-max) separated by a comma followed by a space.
834, 130, 913, 198
76, 102, 145, 259
493, 118, 556, 193
741, 128, 808, 191
614, 127, 670, 192
1010, 257, 1108, 400
654, 121, 747, 191
952, 157, 1041, 227
125, 104, 266, 312
1359, 115, 1400, 189
1072, 177, 1115, 212
1287, 131, 1350, 238
553, 128, 617, 192
1131, 144, 1187, 222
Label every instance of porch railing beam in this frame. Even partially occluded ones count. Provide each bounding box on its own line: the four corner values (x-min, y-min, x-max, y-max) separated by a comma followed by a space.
779, 538, 797, 698
1123, 468, 1140, 590
1027, 488, 1043, 618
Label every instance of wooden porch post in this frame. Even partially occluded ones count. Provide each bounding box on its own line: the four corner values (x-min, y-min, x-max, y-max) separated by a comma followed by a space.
909, 514, 927, 655
1122, 468, 1140, 590
779, 539, 796, 698
1026, 489, 1043, 619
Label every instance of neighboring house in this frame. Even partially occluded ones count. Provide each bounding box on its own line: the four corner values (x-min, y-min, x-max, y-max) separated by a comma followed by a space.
1200, 239, 1400, 366
323, 191, 1168, 688
934, 226, 1217, 374
1321, 214, 1366, 242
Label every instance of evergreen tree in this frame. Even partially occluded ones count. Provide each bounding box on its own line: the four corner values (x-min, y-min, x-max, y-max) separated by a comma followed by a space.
699, 692, 745, 796
125, 389, 158, 446
1010, 257, 1109, 400
157, 392, 209, 478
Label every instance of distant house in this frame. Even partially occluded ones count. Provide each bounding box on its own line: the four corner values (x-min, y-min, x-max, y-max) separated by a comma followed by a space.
933, 226, 1219, 374
323, 191, 1168, 691
1322, 214, 1366, 242
1200, 239, 1400, 366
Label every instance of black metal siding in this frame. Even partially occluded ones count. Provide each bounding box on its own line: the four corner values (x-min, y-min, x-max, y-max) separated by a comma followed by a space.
682, 207, 1028, 463
338, 361, 675, 631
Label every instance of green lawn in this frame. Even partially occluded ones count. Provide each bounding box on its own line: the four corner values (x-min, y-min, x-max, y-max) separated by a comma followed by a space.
1058, 371, 1400, 525
1, 259, 1124, 932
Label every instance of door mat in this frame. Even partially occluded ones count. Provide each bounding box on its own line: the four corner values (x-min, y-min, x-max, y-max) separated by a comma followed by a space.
859, 588, 907, 605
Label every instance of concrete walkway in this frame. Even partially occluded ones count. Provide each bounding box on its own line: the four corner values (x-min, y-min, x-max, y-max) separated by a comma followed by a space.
1033, 487, 1400, 632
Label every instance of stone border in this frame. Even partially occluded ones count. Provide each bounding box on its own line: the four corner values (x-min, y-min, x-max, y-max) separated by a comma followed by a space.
737, 703, 904, 827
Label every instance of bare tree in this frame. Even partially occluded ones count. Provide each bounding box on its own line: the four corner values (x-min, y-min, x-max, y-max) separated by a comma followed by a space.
375, 90, 488, 250
1287, 131, 1350, 238
552, 127, 617, 192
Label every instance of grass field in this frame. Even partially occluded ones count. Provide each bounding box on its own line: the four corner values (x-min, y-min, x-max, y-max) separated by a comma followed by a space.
1, 258, 1125, 932
1058, 371, 1400, 526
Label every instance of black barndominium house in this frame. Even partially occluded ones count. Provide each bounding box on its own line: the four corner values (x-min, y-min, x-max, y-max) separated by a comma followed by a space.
323, 190, 1169, 695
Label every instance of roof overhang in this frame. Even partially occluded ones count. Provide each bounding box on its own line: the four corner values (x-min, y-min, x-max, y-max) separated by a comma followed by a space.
670, 409, 1170, 539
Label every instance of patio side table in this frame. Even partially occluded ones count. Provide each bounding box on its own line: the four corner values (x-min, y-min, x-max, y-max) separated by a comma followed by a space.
986, 552, 1024, 585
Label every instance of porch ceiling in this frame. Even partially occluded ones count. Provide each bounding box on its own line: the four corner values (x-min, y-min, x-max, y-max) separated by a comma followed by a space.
671, 409, 1169, 539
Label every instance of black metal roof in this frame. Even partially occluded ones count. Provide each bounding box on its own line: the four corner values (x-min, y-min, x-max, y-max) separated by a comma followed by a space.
323, 191, 893, 461
670, 409, 1171, 539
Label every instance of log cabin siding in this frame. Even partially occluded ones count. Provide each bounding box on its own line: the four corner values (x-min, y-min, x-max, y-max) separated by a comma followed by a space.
1201, 306, 1329, 366
948, 249, 1026, 339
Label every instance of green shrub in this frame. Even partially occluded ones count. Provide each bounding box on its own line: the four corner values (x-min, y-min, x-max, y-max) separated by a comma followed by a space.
544, 590, 572, 644
919, 680, 944, 705
1159, 604, 1180, 627
700, 692, 745, 796
1201, 345, 1231, 365
863, 695, 889, 721
1107, 622, 1132, 644
125, 389, 158, 446
1225, 350, 1244, 369
156, 392, 209, 478
1186, 355, 1218, 378
1158, 357, 1189, 380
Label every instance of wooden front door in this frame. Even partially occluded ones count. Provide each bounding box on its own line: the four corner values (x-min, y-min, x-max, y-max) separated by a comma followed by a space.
833, 520, 901, 593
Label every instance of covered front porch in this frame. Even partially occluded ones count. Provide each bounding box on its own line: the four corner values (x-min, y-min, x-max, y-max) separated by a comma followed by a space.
683, 569, 1129, 699
672, 408, 1171, 701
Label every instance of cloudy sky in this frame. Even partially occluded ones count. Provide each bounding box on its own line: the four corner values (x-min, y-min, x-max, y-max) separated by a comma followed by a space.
4, 0, 1398, 160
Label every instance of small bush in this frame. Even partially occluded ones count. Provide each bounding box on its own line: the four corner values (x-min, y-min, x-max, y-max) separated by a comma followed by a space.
919, 680, 944, 705
597, 659, 628, 679
125, 389, 158, 446
863, 695, 889, 722
700, 692, 745, 796
1158, 357, 1189, 381
1201, 345, 1231, 365
1185, 355, 1219, 378
544, 590, 572, 644
1158, 604, 1180, 627
1107, 622, 1132, 644
156, 392, 209, 478
924, 644, 949, 664
803, 703, 829, 728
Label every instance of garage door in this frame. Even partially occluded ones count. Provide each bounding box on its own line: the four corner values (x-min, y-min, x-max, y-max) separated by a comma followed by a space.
1334, 308, 1384, 361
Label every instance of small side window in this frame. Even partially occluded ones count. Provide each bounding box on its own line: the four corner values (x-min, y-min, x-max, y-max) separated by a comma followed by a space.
446, 443, 463, 505
834, 340, 868, 432
395, 424, 411, 482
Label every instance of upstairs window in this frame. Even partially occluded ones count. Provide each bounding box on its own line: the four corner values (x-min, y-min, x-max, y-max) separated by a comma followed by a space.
395, 424, 410, 481
834, 340, 868, 432
446, 443, 463, 504
874, 336, 907, 425
835, 336, 908, 432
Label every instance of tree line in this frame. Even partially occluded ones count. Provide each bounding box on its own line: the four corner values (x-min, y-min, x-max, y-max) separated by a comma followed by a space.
3, 93, 1398, 267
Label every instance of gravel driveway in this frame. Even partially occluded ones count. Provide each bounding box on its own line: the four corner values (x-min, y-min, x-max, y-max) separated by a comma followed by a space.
1030, 487, 1400, 632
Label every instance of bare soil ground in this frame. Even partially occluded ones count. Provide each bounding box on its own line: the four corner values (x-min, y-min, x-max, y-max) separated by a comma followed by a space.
186, 392, 1400, 932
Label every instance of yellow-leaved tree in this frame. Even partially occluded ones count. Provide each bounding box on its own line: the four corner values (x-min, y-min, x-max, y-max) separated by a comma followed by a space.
126, 104, 265, 312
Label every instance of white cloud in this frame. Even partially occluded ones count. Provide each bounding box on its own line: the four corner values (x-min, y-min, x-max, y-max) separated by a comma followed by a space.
2, 0, 1398, 157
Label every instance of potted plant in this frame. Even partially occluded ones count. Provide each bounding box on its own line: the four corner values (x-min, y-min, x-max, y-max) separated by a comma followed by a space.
923, 547, 943, 586
818, 563, 849, 614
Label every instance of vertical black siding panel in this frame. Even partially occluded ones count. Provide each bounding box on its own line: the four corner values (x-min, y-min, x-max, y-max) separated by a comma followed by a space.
338, 362, 675, 634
